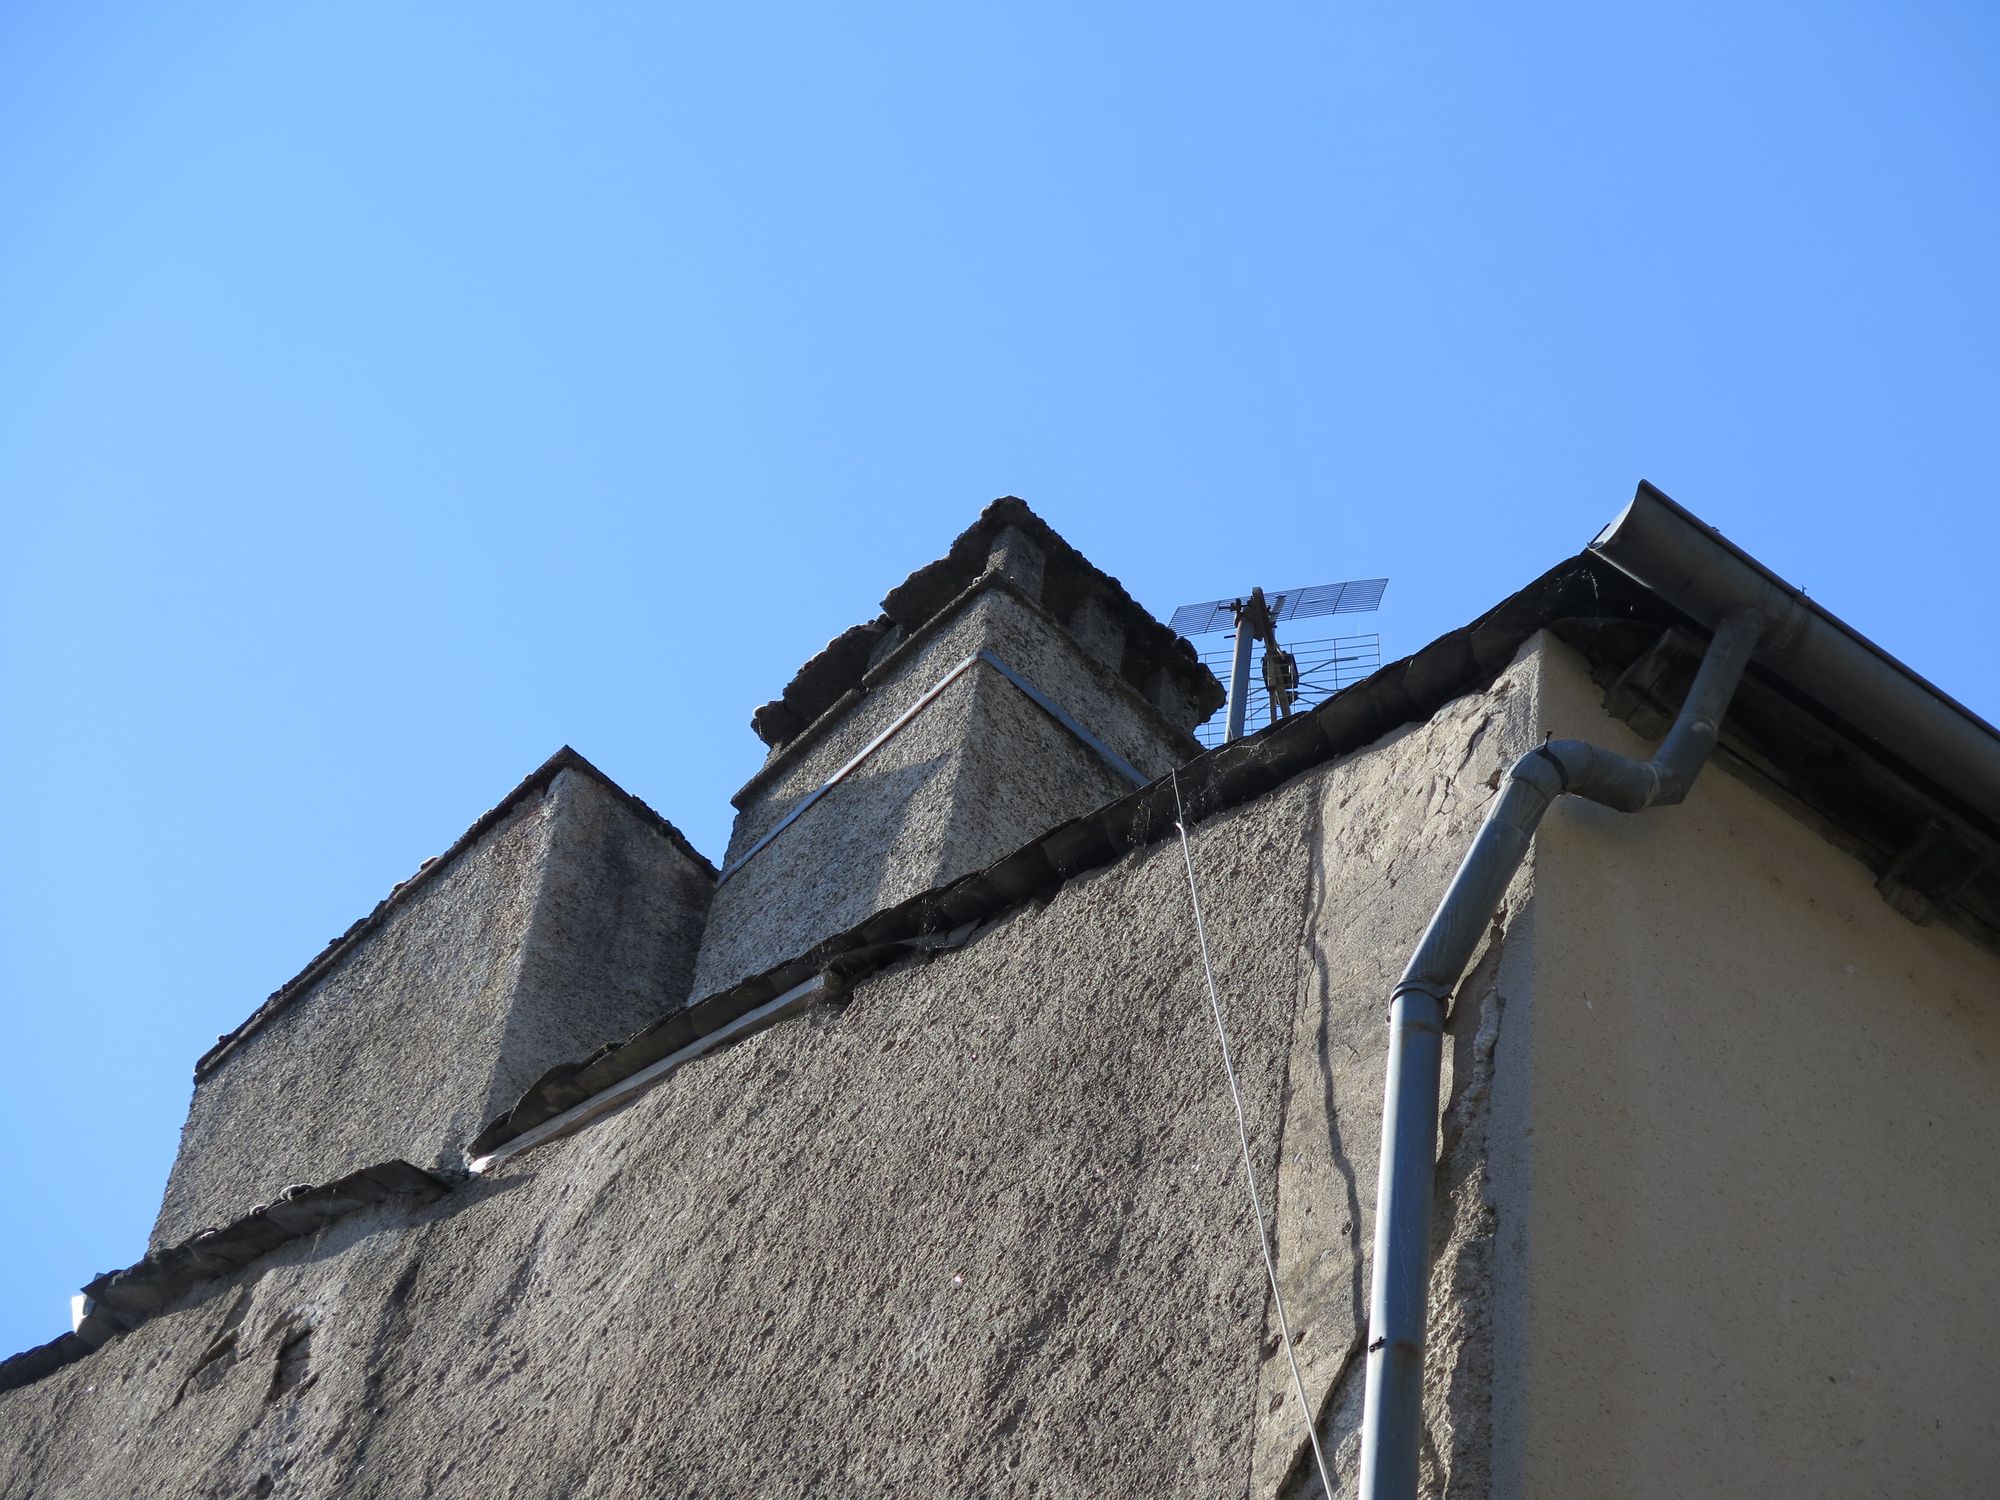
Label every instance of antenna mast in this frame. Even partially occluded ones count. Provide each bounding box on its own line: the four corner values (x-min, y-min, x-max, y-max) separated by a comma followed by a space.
1170, 577, 1388, 744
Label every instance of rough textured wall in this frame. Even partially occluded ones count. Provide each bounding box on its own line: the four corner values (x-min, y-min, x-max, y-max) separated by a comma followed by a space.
1254, 644, 1545, 1500
694, 659, 984, 998
152, 765, 712, 1249
1, 778, 1324, 1500
486, 769, 716, 1129
2, 651, 1553, 1500
952, 583, 1198, 782
152, 790, 557, 1248
935, 662, 1131, 890
694, 580, 1193, 997
1495, 634, 2000, 1499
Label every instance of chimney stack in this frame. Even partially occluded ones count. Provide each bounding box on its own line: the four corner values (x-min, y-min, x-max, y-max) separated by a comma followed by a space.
690, 498, 1222, 997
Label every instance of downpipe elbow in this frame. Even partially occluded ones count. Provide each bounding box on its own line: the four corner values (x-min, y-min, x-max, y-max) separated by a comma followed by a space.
1504, 739, 1659, 814
1550, 738, 1661, 812
1360, 610, 1767, 1500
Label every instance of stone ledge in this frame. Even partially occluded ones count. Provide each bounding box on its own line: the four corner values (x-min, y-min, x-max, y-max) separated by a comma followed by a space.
0, 1161, 449, 1394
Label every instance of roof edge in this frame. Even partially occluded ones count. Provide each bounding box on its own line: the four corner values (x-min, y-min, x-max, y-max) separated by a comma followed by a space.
730, 565, 1206, 810
474, 500, 2000, 1160
0, 1161, 449, 1392
1595, 481, 2000, 835
749, 496, 1222, 750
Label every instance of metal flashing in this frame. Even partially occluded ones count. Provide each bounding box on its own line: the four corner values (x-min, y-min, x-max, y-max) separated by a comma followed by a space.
466, 972, 840, 1171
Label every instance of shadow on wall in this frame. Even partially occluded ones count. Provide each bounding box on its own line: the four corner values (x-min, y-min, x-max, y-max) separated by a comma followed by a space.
471, 771, 718, 1147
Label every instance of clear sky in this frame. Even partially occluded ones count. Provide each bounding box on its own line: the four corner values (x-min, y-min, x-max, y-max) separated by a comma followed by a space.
3, 2, 1996, 1358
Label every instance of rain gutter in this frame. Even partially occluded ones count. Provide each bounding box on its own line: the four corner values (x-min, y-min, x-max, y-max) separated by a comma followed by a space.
1361, 479, 2000, 1498
1594, 482, 2000, 833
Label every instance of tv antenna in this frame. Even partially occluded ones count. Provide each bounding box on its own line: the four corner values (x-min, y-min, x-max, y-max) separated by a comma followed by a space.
1169, 578, 1388, 742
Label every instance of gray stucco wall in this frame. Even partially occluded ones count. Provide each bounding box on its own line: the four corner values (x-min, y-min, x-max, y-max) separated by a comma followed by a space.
489, 770, 716, 1126
1487, 635, 2000, 1500
1, 777, 1321, 1500
936, 662, 1132, 897
5, 651, 1534, 1500
693, 579, 1193, 997
1257, 643, 1545, 1500
151, 764, 713, 1249
694, 660, 987, 998
22, 619, 1997, 1498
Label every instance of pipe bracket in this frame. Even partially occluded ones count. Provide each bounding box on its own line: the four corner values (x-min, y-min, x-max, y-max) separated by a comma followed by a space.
1387, 978, 1453, 1019
1529, 742, 1572, 794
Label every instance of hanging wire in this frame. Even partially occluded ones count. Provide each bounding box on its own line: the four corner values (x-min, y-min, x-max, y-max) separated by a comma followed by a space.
1169, 769, 1336, 1498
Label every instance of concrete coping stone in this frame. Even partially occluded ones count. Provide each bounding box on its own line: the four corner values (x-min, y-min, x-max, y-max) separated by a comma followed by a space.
746, 496, 1221, 754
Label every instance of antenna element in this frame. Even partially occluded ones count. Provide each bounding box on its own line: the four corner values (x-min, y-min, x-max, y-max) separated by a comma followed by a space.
1169, 577, 1388, 743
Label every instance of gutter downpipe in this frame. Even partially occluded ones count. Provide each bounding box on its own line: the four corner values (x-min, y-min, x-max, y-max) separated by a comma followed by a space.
1356, 605, 1768, 1500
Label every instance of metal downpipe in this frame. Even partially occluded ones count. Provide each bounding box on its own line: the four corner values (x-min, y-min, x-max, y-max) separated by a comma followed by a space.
1226, 613, 1256, 742
1356, 608, 1765, 1500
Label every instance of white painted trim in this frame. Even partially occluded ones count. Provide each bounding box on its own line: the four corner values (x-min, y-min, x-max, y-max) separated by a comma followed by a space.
467, 973, 833, 1173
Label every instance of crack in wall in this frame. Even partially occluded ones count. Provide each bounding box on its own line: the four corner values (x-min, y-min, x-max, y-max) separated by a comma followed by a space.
1279, 920, 1510, 1500
1254, 754, 1385, 1500
1311, 844, 1368, 1363
1253, 657, 1540, 1499
1243, 775, 1350, 1500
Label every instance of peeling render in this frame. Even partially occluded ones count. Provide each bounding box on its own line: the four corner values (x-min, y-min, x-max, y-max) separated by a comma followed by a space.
1255, 645, 1544, 1500
1421, 924, 1507, 1500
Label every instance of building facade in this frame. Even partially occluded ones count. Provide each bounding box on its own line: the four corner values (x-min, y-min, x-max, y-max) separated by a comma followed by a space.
3, 489, 1996, 1499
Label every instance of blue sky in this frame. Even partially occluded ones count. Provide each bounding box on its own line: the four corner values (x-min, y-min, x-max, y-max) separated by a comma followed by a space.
2, 2, 1995, 1357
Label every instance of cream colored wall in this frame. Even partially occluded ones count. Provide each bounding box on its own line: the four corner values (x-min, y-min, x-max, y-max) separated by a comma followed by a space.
1493, 633, 2000, 1498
